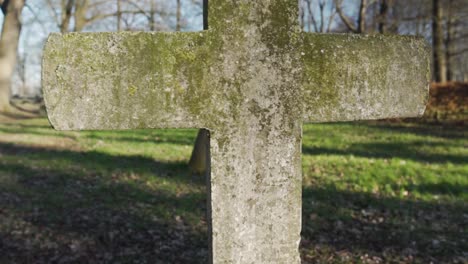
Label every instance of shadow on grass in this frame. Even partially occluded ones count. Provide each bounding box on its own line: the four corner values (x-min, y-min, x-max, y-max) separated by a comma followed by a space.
1, 135, 466, 263
301, 184, 467, 263
0, 110, 41, 121
83, 131, 197, 146
363, 121, 467, 140
412, 182, 468, 196
0, 142, 208, 264
303, 140, 466, 164
0, 123, 197, 146
0, 142, 201, 182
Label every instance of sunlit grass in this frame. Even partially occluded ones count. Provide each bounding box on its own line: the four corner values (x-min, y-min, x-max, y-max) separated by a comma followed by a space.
302, 122, 467, 201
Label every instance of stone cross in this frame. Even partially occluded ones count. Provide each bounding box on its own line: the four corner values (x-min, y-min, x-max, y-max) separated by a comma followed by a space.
42, 1, 429, 263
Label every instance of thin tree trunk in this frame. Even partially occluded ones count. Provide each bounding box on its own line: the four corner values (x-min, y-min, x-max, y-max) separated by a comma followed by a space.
203, 0, 208, 30
299, 1, 305, 31
188, 0, 210, 175
445, 0, 454, 81
319, 1, 325, 33
378, 0, 388, 33
116, 0, 121, 31
357, 0, 368, 33
326, 2, 336, 33
176, 0, 181, 31
335, 0, 357, 33
149, 0, 155, 31
308, 0, 319, 32
60, 0, 74, 33
0, 0, 25, 112
432, 0, 447, 82
73, 0, 88, 32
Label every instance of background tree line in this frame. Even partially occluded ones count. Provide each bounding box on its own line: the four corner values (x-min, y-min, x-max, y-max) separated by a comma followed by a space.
0, 0, 466, 112
300, 0, 467, 82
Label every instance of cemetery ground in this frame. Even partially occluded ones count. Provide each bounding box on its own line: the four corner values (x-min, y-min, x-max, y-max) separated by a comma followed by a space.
0, 84, 467, 263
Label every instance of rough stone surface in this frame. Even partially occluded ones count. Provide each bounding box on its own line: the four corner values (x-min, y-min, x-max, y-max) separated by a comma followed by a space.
302, 33, 430, 122
42, 0, 430, 263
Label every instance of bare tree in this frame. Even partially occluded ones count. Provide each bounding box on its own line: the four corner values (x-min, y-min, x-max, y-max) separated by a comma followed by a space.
301, 0, 337, 33
116, 0, 121, 31
47, 0, 120, 32
0, 0, 25, 112
378, 0, 389, 33
60, 0, 74, 32
148, 0, 156, 30
444, 0, 468, 81
389, 0, 466, 81
122, 0, 174, 31
335, 0, 368, 33
15, 51, 26, 96
176, 0, 181, 31
433, 0, 447, 82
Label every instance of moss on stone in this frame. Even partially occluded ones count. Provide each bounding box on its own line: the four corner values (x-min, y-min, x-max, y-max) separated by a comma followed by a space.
302, 33, 430, 122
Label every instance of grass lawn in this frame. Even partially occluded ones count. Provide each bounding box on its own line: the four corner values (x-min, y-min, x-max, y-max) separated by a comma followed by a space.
0, 118, 466, 263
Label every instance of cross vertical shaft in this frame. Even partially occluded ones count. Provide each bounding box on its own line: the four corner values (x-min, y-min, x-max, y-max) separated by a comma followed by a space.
210, 125, 302, 263
203, 2, 304, 262
202, 2, 304, 262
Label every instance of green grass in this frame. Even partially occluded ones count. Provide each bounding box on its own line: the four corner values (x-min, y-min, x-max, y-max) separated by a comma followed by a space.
301, 122, 467, 263
0, 118, 466, 263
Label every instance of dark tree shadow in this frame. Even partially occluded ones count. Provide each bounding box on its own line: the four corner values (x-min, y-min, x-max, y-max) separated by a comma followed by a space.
301, 184, 467, 263
0, 142, 208, 264
362, 121, 467, 140
0, 123, 197, 146
0, 111, 40, 121
303, 139, 467, 165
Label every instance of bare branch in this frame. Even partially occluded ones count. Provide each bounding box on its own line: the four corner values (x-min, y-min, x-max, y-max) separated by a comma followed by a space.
306, 0, 319, 32
23, 2, 48, 32
326, 3, 337, 33
85, 10, 144, 25
45, 0, 61, 27
357, 0, 368, 33
124, 0, 150, 19
450, 47, 468, 56
334, 0, 357, 32
319, 0, 325, 32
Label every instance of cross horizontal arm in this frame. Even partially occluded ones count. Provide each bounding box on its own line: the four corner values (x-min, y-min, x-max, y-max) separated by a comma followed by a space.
43, 32, 212, 130
302, 33, 430, 122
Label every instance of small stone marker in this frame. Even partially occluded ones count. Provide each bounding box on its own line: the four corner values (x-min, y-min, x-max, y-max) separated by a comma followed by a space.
42, 1, 429, 263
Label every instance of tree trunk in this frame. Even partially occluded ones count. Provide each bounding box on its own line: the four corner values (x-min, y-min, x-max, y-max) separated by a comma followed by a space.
73, 0, 88, 32
203, 0, 208, 30
176, 0, 181, 31
432, 0, 447, 82
60, 0, 74, 33
335, 0, 367, 34
188, 0, 210, 175
149, 0, 155, 31
445, 0, 454, 81
335, 0, 357, 33
357, 0, 368, 33
116, 0, 121, 31
299, 1, 305, 30
378, 0, 388, 33
0, 0, 25, 112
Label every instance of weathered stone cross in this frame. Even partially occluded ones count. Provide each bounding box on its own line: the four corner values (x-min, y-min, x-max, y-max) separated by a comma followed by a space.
43, 1, 429, 263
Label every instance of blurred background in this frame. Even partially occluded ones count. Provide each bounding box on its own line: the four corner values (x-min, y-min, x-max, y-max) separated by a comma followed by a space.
0, 0, 467, 263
